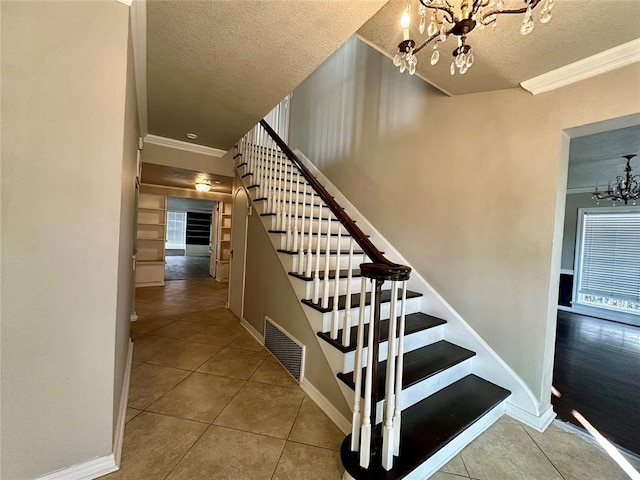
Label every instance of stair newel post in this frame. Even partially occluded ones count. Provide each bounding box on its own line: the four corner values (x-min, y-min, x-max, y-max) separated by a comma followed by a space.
330, 228, 342, 339
382, 280, 399, 470
305, 191, 316, 278
321, 215, 332, 310
392, 281, 407, 456
312, 203, 323, 304
351, 275, 368, 451
290, 172, 300, 252
342, 237, 355, 347
359, 278, 377, 468
297, 183, 307, 275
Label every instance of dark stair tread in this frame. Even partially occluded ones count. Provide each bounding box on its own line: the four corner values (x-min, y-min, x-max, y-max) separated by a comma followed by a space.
302, 289, 422, 314
261, 212, 345, 222
254, 197, 329, 206
268, 229, 356, 238
318, 312, 445, 353
290, 269, 363, 282
340, 374, 510, 480
338, 341, 475, 400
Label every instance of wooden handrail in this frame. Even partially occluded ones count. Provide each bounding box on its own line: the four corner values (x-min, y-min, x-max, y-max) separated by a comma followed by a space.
259, 119, 410, 281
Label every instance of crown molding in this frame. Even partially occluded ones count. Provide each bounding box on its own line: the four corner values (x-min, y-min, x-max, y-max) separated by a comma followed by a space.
144, 134, 227, 157
130, 0, 148, 135
521, 38, 640, 95
566, 186, 604, 195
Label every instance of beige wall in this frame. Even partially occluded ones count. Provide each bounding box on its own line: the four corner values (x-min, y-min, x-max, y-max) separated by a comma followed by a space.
1, 2, 133, 478
143, 142, 234, 177
288, 37, 640, 406
242, 211, 351, 417
561, 192, 599, 271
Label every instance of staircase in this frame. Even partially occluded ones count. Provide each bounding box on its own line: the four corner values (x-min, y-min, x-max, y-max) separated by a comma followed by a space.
234, 118, 512, 479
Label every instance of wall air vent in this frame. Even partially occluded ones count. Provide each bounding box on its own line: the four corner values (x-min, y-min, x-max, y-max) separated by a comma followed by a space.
264, 317, 305, 383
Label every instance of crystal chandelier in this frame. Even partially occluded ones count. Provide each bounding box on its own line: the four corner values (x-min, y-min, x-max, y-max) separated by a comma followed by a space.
593, 155, 640, 206
393, 0, 554, 76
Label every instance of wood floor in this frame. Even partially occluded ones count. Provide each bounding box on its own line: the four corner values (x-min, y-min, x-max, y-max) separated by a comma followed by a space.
552, 310, 640, 455
165, 256, 211, 281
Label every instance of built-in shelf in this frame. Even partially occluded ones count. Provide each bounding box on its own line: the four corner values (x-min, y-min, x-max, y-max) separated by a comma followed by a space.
214, 200, 232, 282
136, 192, 167, 287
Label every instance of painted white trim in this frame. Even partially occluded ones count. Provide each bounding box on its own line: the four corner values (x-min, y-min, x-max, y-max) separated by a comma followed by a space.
521, 39, 640, 95
506, 403, 556, 432
293, 149, 540, 418
566, 186, 606, 195
144, 134, 227, 157
560, 269, 574, 275
117, 0, 132, 6
264, 315, 306, 384
300, 378, 352, 434
36, 455, 117, 480
36, 341, 134, 479
130, 0, 148, 135
240, 316, 265, 345
114, 339, 134, 466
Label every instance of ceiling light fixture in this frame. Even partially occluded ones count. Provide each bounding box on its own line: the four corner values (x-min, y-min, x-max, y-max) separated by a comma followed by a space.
593, 155, 639, 206
186, 133, 198, 139
195, 182, 211, 192
394, 0, 554, 76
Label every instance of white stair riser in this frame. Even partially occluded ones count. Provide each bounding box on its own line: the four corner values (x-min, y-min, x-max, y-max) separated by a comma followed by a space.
267, 216, 351, 236
291, 276, 364, 300
341, 325, 445, 373
279, 252, 369, 275
250, 187, 327, 206
254, 201, 331, 219
302, 295, 423, 333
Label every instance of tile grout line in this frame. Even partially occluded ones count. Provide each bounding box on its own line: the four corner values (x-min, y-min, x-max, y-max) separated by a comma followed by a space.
459, 452, 472, 478
521, 425, 568, 480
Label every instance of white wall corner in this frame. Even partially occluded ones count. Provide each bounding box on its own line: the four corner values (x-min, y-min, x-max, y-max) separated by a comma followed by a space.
521, 38, 640, 95
506, 403, 556, 432
300, 378, 352, 434
144, 134, 227, 158
117, 0, 132, 6
130, 0, 148, 136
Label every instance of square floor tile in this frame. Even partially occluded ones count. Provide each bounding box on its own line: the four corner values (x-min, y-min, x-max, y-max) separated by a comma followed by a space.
147, 372, 245, 423
439, 454, 469, 476
165, 426, 284, 480
288, 396, 345, 450
214, 381, 304, 439
126, 408, 142, 424
146, 341, 222, 371
250, 356, 298, 388
102, 412, 206, 480
461, 420, 563, 480
130, 316, 174, 335
150, 321, 208, 340
272, 441, 343, 480
197, 347, 268, 379
128, 363, 190, 409
187, 324, 245, 346
132, 334, 183, 363
228, 332, 267, 352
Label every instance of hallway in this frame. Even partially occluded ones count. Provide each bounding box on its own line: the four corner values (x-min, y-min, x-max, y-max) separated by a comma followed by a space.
106, 278, 639, 480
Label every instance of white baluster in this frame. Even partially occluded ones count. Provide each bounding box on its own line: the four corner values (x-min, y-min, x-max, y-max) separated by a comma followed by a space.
276, 144, 285, 230
360, 282, 377, 468
285, 164, 295, 248
342, 238, 355, 347
321, 215, 332, 309
292, 173, 301, 252
312, 203, 323, 304
382, 281, 399, 470
330, 228, 342, 339
256, 127, 263, 198
297, 183, 307, 275
265, 136, 274, 212
392, 281, 407, 456
305, 191, 316, 278
351, 276, 368, 451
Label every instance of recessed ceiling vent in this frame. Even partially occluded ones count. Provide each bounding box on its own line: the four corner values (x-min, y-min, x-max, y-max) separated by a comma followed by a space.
264, 317, 305, 383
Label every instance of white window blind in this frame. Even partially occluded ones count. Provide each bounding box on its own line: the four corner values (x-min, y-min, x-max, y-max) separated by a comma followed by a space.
575, 210, 640, 315
166, 211, 187, 249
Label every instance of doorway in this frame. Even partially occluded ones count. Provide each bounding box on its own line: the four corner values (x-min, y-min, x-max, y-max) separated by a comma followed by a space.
228, 186, 249, 318
165, 196, 216, 281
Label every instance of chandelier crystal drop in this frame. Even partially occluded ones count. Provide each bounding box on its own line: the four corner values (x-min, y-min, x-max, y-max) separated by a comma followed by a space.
593, 155, 640, 206
393, 0, 554, 76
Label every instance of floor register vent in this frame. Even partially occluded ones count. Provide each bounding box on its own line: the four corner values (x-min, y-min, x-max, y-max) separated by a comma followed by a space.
264, 316, 305, 383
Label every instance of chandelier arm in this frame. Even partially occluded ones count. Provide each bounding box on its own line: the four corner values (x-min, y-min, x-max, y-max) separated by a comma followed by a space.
472, 0, 491, 15
480, 0, 543, 20
418, 1, 455, 22
413, 27, 454, 55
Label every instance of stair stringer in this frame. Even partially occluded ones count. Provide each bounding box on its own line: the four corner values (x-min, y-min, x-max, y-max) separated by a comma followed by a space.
292, 149, 553, 432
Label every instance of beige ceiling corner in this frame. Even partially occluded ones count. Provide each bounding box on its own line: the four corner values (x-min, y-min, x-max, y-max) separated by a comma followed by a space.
147, 0, 388, 151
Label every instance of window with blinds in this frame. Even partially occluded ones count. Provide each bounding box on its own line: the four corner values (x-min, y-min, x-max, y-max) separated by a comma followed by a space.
166, 211, 187, 249
574, 209, 640, 315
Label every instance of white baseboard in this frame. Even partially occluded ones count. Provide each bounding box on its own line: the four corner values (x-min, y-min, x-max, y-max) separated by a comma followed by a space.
114, 339, 134, 466
300, 378, 351, 434
36, 340, 134, 480
506, 402, 556, 432
240, 317, 265, 344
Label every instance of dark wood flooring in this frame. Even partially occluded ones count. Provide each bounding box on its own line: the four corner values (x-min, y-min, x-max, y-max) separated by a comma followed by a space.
552, 310, 640, 455
164, 255, 212, 281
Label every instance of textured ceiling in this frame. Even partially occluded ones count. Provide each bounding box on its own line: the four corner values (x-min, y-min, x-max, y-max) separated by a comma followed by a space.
141, 162, 233, 194
568, 125, 640, 190
147, 0, 388, 150
358, 0, 640, 96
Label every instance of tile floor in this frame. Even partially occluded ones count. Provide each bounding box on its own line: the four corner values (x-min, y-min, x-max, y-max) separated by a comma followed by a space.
105, 278, 639, 480
164, 255, 211, 281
